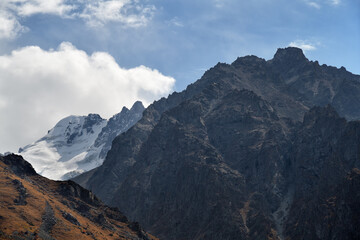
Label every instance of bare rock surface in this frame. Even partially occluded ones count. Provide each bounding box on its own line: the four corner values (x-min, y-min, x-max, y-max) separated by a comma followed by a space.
74, 47, 360, 239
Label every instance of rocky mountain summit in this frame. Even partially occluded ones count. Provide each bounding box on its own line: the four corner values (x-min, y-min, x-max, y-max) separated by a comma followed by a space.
72, 47, 360, 240
0, 154, 157, 240
19, 101, 144, 180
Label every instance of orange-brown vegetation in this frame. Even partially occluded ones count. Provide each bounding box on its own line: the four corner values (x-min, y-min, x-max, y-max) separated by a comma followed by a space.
0, 155, 158, 240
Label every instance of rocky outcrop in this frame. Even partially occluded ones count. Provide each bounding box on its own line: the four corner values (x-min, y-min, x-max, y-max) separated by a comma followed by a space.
74, 47, 360, 239
94, 101, 145, 160
12, 179, 28, 205
1, 153, 37, 177
39, 201, 57, 240
62, 211, 80, 226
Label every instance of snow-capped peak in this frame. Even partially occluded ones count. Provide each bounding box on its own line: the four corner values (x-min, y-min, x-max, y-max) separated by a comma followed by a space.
18, 102, 145, 180
19, 114, 106, 180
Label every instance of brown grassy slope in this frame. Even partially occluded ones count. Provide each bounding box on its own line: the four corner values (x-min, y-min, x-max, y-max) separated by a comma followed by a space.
0, 154, 157, 240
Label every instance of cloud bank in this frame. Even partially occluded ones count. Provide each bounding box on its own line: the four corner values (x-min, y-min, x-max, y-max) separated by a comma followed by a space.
0, 0, 155, 39
0, 42, 175, 152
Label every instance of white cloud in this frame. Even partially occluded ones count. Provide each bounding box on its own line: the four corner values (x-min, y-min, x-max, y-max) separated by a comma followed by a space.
0, 0, 156, 39
306, 1, 321, 9
289, 40, 317, 51
303, 0, 342, 8
0, 11, 28, 39
330, 0, 341, 5
168, 17, 184, 27
214, 0, 225, 8
79, 0, 155, 27
0, 42, 175, 153
7, 0, 75, 17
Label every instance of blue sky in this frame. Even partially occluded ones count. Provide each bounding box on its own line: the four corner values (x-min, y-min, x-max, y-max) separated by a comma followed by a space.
0, 0, 359, 152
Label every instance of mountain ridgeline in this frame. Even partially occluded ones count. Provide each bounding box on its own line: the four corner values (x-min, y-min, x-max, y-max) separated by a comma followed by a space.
72, 47, 360, 240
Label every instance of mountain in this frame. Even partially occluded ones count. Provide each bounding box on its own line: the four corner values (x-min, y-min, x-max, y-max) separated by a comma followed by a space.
19, 101, 144, 180
73, 47, 360, 239
0, 154, 157, 240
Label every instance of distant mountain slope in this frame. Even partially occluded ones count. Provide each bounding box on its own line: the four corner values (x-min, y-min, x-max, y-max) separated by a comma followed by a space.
19, 101, 144, 180
73, 47, 360, 239
0, 154, 157, 240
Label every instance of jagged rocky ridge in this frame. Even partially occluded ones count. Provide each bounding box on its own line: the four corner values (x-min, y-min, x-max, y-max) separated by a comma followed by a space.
19, 101, 144, 180
0, 154, 157, 240
74, 47, 360, 239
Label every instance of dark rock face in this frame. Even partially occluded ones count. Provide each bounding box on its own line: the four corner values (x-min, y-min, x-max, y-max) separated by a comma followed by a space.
94, 101, 145, 160
58, 180, 101, 206
284, 108, 360, 240
1, 154, 37, 177
74, 47, 360, 239
83, 114, 104, 134
66, 113, 104, 144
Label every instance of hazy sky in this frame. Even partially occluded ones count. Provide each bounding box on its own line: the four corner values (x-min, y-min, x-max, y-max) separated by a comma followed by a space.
0, 0, 359, 152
